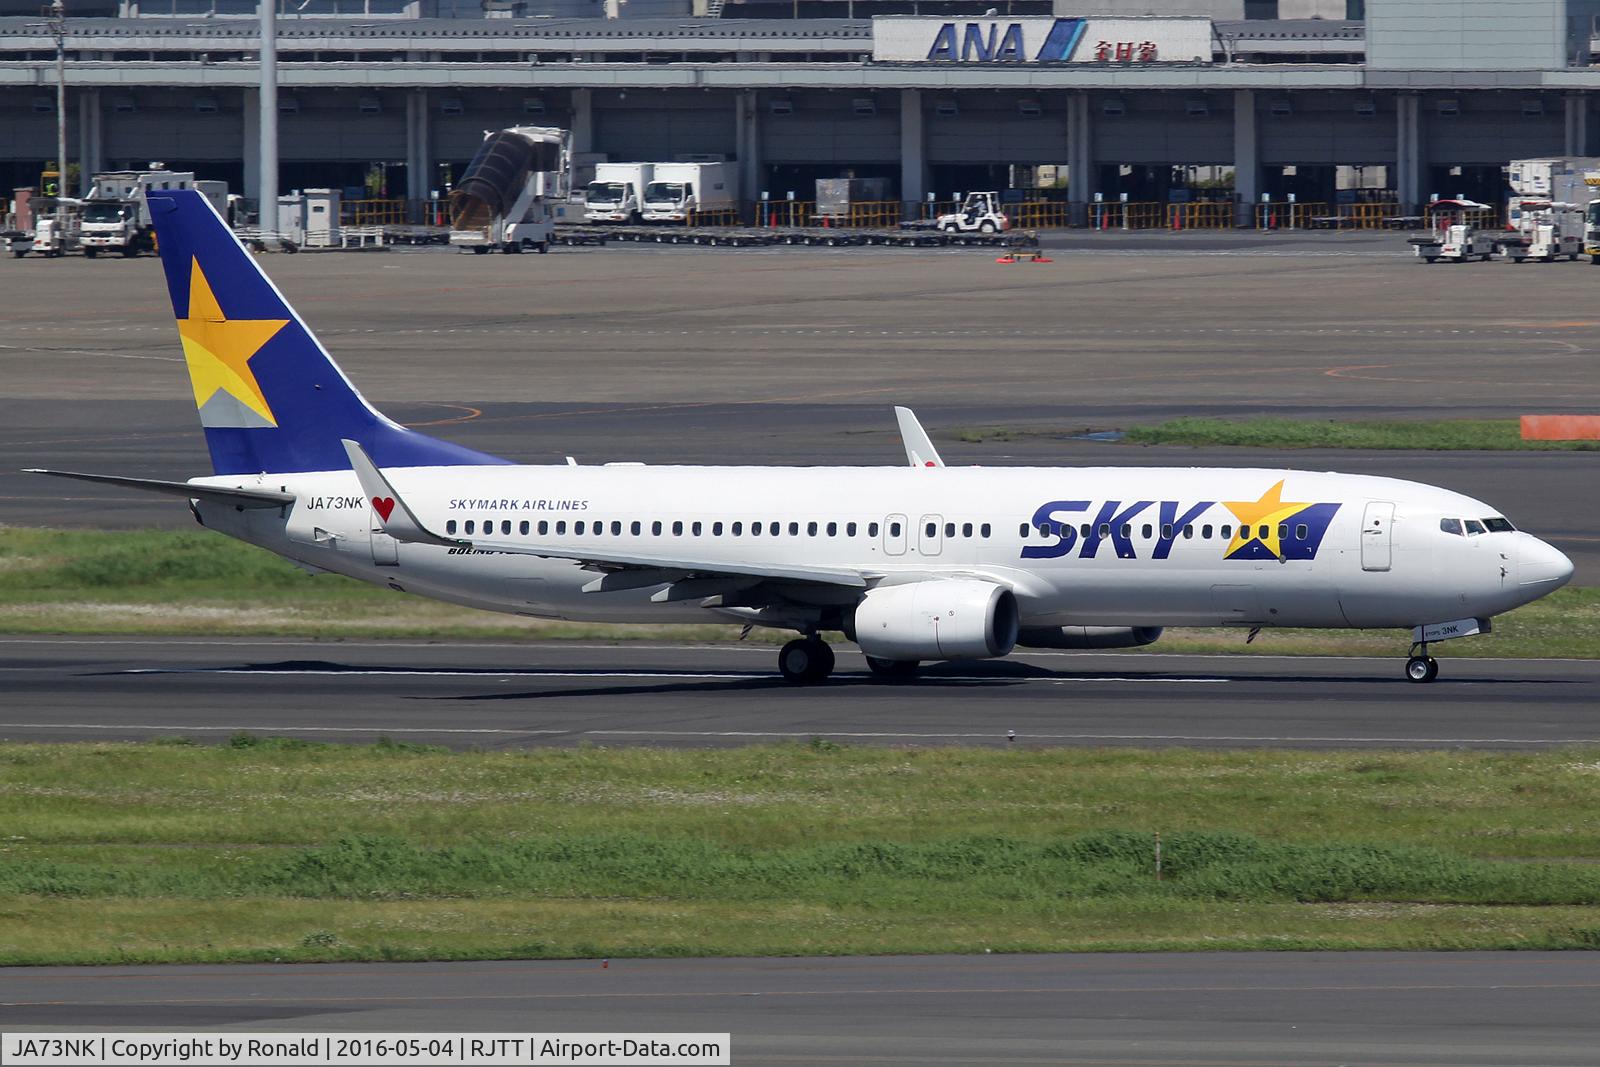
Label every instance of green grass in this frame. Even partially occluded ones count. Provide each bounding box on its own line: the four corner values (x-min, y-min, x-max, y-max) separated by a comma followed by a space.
4, 742, 1600, 963
0, 525, 1594, 657
1123, 417, 1600, 451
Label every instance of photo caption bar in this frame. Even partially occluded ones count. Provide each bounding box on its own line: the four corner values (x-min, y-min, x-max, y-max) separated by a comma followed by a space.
0, 1033, 730, 1067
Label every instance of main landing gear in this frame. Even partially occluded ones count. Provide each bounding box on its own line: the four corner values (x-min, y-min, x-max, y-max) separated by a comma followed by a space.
1405, 641, 1439, 684
778, 636, 835, 684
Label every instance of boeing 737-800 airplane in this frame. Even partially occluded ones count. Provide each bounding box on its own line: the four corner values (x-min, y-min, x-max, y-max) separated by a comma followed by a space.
28, 190, 1575, 683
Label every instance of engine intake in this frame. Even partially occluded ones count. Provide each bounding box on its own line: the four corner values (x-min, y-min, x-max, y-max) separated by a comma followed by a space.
853, 579, 1019, 662
1016, 626, 1164, 650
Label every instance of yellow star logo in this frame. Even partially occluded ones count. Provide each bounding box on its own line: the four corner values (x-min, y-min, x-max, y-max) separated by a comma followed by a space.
176, 258, 288, 427
1223, 479, 1310, 559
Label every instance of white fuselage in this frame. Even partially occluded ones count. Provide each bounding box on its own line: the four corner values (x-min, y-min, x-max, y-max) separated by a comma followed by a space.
194, 464, 1570, 632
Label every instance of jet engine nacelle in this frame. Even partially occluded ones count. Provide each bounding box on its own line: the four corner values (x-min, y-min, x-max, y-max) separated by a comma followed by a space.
1016, 625, 1164, 650
853, 579, 1019, 662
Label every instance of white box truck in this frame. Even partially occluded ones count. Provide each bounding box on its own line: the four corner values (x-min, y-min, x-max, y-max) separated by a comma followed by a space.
80, 168, 226, 257
584, 163, 653, 224
640, 162, 737, 222
448, 126, 567, 254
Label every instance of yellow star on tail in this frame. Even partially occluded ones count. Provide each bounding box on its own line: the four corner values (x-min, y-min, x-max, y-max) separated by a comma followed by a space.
1223, 479, 1310, 559
177, 257, 288, 427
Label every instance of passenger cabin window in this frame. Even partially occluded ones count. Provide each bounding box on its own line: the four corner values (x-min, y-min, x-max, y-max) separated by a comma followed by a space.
1036, 523, 1050, 537
1220, 524, 1232, 539
575, 521, 586, 535
827, 522, 838, 536
944, 522, 955, 538
732, 521, 743, 535
1143, 524, 1154, 539
673, 521, 684, 536
788, 522, 799, 536
1019, 523, 1029, 537
692, 521, 702, 536
556, 521, 567, 535
769, 522, 780, 536
1202, 524, 1213, 539
713, 522, 723, 536
631, 521, 642, 535
962, 522, 972, 537
1295, 523, 1308, 539
1277, 523, 1287, 540
447, 520, 458, 534
808, 522, 818, 536
520, 521, 530, 535
538, 520, 549, 535
869, 522, 880, 537
751, 522, 762, 536
612, 521, 622, 535
652, 521, 663, 535
980, 523, 991, 538
465, 520, 475, 534
1183, 525, 1194, 539
1440, 518, 1464, 536
847, 522, 857, 536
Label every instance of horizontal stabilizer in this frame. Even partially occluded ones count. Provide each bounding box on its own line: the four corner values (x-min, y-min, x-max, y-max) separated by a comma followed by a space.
22, 469, 295, 509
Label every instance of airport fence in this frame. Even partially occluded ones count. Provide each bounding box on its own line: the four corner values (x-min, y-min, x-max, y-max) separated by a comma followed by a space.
1085, 201, 1166, 230
1252, 202, 1332, 230
684, 208, 741, 226
1005, 201, 1072, 229
1336, 202, 1409, 229
1166, 202, 1237, 230
757, 200, 816, 227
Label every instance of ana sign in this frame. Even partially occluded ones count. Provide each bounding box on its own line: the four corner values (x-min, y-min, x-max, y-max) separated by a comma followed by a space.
871, 16, 1213, 65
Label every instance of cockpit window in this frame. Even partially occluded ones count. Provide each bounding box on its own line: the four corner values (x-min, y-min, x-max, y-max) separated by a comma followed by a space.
1439, 518, 1464, 536
1483, 517, 1515, 533
1464, 519, 1487, 536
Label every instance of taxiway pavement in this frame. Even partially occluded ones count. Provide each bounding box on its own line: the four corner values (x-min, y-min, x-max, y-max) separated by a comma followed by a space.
3, 637, 1596, 750
5, 951, 1597, 1065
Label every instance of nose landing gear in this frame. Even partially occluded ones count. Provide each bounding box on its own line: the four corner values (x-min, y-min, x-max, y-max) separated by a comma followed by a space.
1405, 643, 1439, 683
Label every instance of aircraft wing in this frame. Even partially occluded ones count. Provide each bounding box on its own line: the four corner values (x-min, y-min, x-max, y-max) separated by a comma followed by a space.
894, 406, 944, 468
342, 440, 869, 590
22, 469, 296, 509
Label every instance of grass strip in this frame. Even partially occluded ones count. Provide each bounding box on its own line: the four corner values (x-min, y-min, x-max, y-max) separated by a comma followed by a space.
1, 526, 1595, 655
3, 741, 1600, 963
1122, 417, 1600, 451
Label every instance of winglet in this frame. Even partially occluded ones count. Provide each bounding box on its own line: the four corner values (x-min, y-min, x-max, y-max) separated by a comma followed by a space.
894, 407, 944, 468
341, 439, 461, 548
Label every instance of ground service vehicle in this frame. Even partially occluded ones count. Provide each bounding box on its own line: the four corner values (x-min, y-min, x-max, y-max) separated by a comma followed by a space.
641, 162, 737, 222
1501, 199, 1585, 261
448, 126, 567, 254
80, 169, 225, 258
30, 202, 81, 256
585, 163, 653, 224
937, 192, 1009, 234
25, 190, 1576, 687
1503, 157, 1600, 261
1409, 200, 1498, 262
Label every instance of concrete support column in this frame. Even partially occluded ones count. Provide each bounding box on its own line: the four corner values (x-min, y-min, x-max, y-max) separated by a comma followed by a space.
405, 89, 431, 217
76, 88, 102, 195
899, 88, 926, 220
1395, 92, 1424, 215
1232, 89, 1258, 228
242, 87, 260, 203
1565, 93, 1590, 157
736, 90, 762, 220
570, 88, 594, 156
1066, 90, 1095, 227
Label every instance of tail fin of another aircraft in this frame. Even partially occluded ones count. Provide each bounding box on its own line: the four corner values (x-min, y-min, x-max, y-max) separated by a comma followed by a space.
146, 189, 510, 476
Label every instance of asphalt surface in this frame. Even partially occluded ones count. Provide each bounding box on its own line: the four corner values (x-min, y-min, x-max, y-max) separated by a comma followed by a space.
3, 637, 1597, 750
3, 236, 1597, 575
5, 952, 1599, 1065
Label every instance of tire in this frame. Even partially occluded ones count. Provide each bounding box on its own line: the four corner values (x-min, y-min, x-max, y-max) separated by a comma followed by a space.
472, 246, 488, 255
979, 221, 997, 234
779, 638, 833, 684
121, 245, 138, 258
865, 656, 921, 681
1405, 656, 1439, 683
537, 242, 549, 254
83, 248, 98, 259
11, 250, 24, 258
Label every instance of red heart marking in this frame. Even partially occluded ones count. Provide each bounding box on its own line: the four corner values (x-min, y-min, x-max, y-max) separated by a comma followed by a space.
371, 497, 396, 522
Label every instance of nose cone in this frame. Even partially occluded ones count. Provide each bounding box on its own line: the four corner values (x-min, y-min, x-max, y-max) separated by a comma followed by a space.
1520, 537, 1575, 589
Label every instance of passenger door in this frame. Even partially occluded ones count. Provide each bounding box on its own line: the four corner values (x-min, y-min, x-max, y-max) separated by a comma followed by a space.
1361, 501, 1394, 572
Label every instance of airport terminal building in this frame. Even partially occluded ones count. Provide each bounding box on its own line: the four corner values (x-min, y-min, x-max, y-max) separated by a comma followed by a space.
3, 0, 1600, 222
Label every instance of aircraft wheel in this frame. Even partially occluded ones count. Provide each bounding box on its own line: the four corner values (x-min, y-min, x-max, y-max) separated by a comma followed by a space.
1405, 655, 1438, 683
779, 638, 833, 684
865, 655, 921, 681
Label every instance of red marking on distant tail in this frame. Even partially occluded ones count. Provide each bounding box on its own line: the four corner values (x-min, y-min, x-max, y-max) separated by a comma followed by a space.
372, 496, 396, 521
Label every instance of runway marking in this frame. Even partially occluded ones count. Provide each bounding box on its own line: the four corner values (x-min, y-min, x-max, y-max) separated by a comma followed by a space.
7, 979, 1597, 1009
111, 666, 1228, 684
2, 723, 1596, 745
